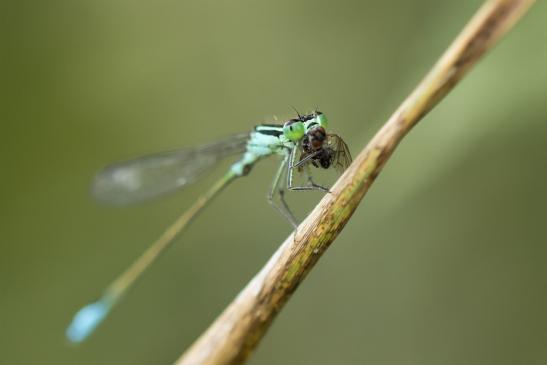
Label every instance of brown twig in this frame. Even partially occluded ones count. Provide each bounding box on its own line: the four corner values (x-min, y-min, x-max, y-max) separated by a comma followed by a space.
175, 1, 534, 364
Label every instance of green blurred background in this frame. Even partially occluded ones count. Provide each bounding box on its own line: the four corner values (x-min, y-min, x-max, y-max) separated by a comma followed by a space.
2, 0, 547, 364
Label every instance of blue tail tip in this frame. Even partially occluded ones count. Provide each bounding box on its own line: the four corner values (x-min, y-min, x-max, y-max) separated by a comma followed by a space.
66, 300, 111, 343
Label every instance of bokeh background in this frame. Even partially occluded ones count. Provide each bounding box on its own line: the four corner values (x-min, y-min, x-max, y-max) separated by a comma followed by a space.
2, 0, 546, 364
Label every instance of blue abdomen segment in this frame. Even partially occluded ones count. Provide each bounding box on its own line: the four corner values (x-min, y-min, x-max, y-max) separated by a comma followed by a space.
66, 296, 115, 343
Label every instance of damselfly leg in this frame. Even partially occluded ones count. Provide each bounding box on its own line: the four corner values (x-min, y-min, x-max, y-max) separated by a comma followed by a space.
267, 153, 298, 228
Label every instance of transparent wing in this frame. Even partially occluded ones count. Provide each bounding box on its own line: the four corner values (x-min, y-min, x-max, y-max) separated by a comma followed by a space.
326, 134, 352, 173
93, 133, 249, 205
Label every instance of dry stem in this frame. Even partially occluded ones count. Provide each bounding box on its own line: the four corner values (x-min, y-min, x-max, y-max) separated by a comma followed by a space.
176, 1, 535, 364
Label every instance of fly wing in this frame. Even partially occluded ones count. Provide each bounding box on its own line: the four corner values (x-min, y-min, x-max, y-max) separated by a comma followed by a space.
92, 133, 249, 205
327, 134, 352, 173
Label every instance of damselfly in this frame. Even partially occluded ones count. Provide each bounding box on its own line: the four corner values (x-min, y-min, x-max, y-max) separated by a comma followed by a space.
66, 110, 351, 343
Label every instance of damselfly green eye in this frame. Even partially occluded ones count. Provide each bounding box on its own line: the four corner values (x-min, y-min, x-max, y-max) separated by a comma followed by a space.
316, 113, 328, 129
283, 120, 305, 142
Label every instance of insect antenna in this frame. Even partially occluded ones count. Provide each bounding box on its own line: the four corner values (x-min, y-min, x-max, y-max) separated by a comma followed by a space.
290, 105, 304, 120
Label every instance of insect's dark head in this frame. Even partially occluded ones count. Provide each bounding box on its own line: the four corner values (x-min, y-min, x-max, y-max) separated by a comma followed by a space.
302, 126, 327, 154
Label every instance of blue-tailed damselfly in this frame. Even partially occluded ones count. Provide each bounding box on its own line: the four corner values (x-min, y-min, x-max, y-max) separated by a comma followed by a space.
66, 110, 351, 343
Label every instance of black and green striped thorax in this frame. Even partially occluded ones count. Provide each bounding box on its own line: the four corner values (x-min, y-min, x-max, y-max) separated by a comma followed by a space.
253, 124, 284, 138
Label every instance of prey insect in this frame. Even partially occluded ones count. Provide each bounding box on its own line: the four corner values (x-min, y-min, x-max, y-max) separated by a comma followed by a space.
66, 110, 351, 343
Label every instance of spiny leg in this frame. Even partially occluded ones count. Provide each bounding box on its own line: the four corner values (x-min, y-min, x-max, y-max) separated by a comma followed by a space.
267, 154, 298, 228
